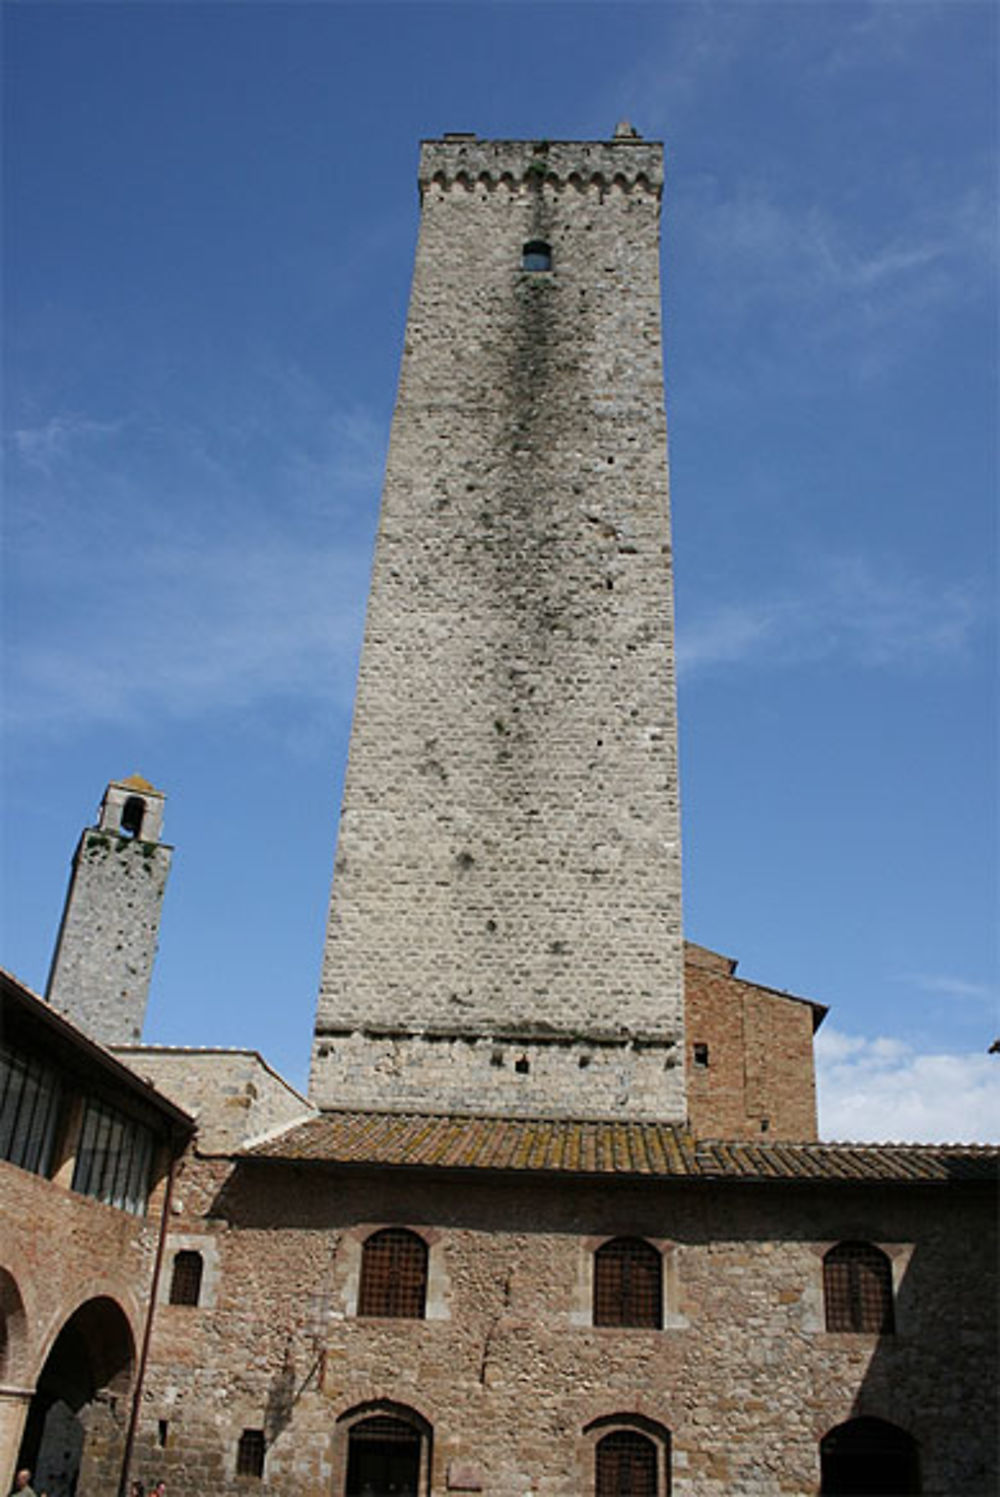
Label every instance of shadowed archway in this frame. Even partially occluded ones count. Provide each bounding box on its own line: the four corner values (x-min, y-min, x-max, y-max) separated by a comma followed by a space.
821, 1416, 920, 1496
18, 1296, 135, 1497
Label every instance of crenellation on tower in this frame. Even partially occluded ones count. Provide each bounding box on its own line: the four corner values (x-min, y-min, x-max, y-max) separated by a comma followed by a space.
46, 774, 173, 1046
311, 130, 684, 1119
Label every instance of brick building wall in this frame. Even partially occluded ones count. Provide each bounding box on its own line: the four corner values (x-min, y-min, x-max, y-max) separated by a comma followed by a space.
132, 1149, 997, 1497
684, 944, 823, 1141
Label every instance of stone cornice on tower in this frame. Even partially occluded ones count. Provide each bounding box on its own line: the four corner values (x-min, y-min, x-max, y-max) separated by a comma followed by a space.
419, 134, 663, 198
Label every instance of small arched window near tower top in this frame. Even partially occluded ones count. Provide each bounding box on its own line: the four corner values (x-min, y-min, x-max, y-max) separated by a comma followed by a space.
522, 239, 552, 272
120, 795, 146, 838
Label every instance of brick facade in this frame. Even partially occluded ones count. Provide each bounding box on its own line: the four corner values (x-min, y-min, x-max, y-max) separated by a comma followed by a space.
684, 943, 823, 1141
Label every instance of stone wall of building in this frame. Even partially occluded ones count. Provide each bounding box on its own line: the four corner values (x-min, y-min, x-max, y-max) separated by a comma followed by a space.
113, 1048, 313, 1152
313, 133, 685, 1120
133, 1154, 997, 1496
684, 944, 821, 1141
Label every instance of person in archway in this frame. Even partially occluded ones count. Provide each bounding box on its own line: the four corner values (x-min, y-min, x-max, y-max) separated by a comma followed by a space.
11, 1472, 37, 1497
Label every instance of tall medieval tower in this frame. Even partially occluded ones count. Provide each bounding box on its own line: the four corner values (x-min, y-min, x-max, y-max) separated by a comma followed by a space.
311, 129, 684, 1120
47, 774, 173, 1045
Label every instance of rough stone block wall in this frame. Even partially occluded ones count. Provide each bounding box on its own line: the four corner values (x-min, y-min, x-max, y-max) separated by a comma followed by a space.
132, 1154, 997, 1497
46, 830, 172, 1045
684, 944, 820, 1141
313, 136, 684, 1119
113, 1048, 314, 1151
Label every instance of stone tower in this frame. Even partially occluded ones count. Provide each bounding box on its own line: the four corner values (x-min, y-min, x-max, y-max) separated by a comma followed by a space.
311, 128, 684, 1119
46, 774, 173, 1045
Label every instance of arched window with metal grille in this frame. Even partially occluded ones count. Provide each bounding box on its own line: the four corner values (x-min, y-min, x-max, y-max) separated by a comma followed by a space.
595, 1429, 660, 1497
168, 1249, 204, 1307
357, 1228, 428, 1319
823, 1242, 895, 1333
593, 1238, 662, 1328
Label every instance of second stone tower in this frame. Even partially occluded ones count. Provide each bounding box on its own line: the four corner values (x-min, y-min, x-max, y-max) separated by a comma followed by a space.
311, 129, 684, 1119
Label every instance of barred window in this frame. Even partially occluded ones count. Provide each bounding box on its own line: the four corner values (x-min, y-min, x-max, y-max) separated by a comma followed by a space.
236, 1427, 265, 1477
0, 1043, 60, 1177
357, 1228, 428, 1319
169, 1249, 204, 1306
596, 1430, 658, 1497
346, 1414, 422, 1496
823, 1242, 895, 1334
71, 1097, 154, 1215
594, 1238, 662, 1328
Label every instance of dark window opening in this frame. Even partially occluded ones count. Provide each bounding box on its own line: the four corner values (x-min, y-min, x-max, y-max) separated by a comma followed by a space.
820, 1416, 920, 1495
236, 1428, 265, 1478
169, 1249, 204, 1307
358, 1229, 428, 1319
514, 1056, 530, 1074
824, 1242, 894, 1333
120, 796, 146, 838
157, 1419, 169, 1448
346, 1416, 422, 1497
71, 1097, 154, 1215
0, 1043, 61, 1177
692, 1043, 709, 1068
594, 1237, 662, 1328
522, 239, 552, 272
596, 1430, 658, 1497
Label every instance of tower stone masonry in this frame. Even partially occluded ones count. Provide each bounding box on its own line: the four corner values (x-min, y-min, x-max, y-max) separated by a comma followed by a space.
46, 774, 172, 1045
311, 130, 685, 1119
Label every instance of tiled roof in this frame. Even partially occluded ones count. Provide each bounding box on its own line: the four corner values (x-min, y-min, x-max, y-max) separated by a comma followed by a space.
243, 1110, 998, 1184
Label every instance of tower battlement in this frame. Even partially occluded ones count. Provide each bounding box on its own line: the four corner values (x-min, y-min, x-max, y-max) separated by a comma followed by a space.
419, 130, 663, 197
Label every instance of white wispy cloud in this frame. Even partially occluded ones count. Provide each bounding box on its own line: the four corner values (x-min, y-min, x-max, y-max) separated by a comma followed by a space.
11, 413, 125, 475
894, 973, 999, 1006
677, 178, 992, 335
5, 387, 387, 735
676, 554, 982, 680
7, 530, 373, 732
816, 1026, 1000, 1143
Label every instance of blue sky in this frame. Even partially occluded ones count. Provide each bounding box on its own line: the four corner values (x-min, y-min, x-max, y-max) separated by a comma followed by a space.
4, 1, 997, 1141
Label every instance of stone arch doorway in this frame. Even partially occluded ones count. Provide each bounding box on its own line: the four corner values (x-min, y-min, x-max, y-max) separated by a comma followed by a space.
18, 1296, 135, 1497
336, 1401, 432, 1497
820, 1415, 920, 1495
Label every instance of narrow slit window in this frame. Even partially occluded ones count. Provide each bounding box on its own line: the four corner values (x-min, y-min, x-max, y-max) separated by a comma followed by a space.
522, 239, 552, 272
693, 1043, 709, 1068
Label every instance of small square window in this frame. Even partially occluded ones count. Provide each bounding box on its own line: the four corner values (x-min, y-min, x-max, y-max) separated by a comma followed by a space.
236, 1428, 265, 1478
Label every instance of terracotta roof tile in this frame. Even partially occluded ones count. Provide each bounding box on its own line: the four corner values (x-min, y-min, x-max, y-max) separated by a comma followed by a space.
242, 1111, 998, 1184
